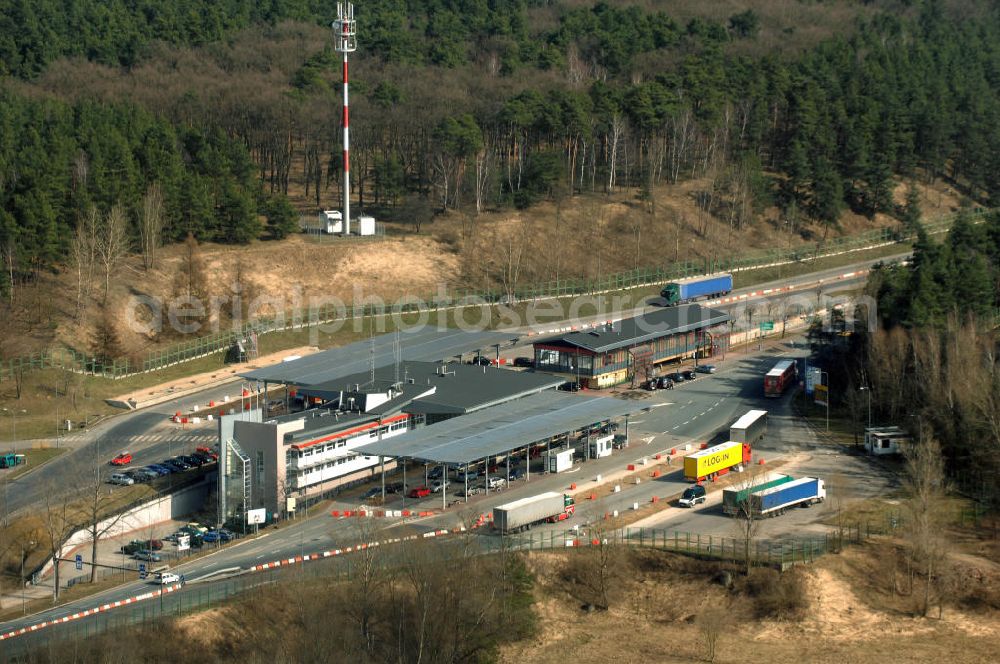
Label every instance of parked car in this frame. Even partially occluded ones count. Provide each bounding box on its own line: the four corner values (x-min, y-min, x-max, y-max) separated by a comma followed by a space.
678, 484, 707, 508
181, 454, 206, 467
202, 530, 221, 543
457, 485, 485, 498
124, 470, 149, 483
155, 572, 180, 585
136, 468, 161, 480
430, 480, 451, 493
195, 446, 219, 461
644, 378, 659, 391
427, 466, 445, 480
658, 376, 674, 390
121, 540, 145, 555
682, 370, 697, 381
147, 464, 172, 475
455, 470, 479, 483
191, 452, 214, 464
133, 550, 162, 562
164, 458, 191, 471
408, 485, 431, 499
612, 434, 629, 450
486, 477, 507, 490
110, 452, 132, 466
695, 364, 717, 374
513, 357, 534, 368
507, 468, 526, 482
559, 381, 582, 392
361, 487, 383, 500
668, 372, 686, 383
468, 356, 491, 366
217, 529, 235, 542
108, 473, 134, 486
385, 483, 404, 494
186, 523, 209, 534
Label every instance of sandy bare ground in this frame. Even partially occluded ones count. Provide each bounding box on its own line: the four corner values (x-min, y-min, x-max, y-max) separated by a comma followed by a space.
498, 546, 1000, 664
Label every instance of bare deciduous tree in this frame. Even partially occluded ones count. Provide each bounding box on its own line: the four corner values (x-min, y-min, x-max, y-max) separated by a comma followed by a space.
41, 490, 73, 602
697, 605, 729, 662
729, 466, 766, 576
903, 420, 946, 617
95, 203, 131, 304
83, 463, 130, 583
138, 183, 164, 271
70, 207, 99, 320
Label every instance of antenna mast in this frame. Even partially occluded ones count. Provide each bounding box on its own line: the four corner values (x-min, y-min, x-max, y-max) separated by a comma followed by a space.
333, 3, 357, 237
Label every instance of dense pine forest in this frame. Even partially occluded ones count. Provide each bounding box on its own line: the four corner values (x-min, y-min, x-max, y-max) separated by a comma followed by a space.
1, 0, 1000, 294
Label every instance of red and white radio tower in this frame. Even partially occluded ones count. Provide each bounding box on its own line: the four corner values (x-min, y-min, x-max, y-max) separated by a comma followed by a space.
333, 3, 357, 236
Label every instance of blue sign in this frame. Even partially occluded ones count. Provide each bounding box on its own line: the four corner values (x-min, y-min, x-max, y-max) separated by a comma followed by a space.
139, 563, 147, 579
75, 554, 83, 571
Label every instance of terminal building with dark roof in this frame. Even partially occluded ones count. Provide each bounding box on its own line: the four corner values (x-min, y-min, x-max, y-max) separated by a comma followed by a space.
531, 304, 730, 388
218, 360, 564, 524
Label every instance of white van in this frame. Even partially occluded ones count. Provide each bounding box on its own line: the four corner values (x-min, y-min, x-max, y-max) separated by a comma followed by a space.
155, 572, 180, 585
108, 473, 134, 486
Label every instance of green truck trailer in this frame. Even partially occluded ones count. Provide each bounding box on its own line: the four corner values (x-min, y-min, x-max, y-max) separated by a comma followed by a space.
722, 474, 793, 516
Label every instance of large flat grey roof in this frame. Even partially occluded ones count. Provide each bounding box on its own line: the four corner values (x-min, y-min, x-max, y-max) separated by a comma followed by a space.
240, 327, 519, 386
356, 391, 647, 465
536, 304, 729, 354
303, 362, 564, 416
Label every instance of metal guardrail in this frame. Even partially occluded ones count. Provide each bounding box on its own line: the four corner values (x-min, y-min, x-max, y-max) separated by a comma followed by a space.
0, 209, 985, 382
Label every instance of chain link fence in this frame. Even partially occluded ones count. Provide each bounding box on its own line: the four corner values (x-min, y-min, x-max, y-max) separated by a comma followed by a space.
0, 209, 985, 383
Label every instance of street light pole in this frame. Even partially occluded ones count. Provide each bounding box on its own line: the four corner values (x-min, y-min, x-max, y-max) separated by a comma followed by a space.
859, 385, 872, 429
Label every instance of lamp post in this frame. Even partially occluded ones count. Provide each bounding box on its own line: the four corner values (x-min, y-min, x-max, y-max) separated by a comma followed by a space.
859, 385, 872, 429
2, 408, 25, 454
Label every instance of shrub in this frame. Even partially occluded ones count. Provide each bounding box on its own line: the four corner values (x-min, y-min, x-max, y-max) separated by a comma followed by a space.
738, 568, 807, 620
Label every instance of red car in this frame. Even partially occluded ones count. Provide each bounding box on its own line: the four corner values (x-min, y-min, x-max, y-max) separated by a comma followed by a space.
110, 452, 133, 466
408, 485, 431, 499
196, 446, 219, 461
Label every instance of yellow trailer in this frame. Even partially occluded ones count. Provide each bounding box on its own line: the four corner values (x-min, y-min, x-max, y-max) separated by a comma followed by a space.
683, 441, 749, 481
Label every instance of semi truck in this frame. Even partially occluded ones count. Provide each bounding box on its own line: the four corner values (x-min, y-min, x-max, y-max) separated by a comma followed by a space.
722, 473, 793, 516
683, 441, 752, 482
660, 273, 733, 306
729, 410, 768, 446
493, 492, 576, 534
749, 477, 825, 517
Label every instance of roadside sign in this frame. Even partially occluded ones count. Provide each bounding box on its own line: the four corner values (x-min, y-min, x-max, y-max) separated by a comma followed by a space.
759, 321, 774, 331
74, 554, 83, 571
139, 563, 147, 580
177, 534, 190, 551
805, 367, 821, 395
814, 384, 829, 407
247, 508, 266, 525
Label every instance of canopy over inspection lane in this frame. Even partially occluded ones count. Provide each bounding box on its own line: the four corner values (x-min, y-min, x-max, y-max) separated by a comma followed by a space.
356, 391, 647, 466
239, 327, 519, 386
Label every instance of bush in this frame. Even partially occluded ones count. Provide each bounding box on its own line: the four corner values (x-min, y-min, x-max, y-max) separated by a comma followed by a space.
738, 568, 807, 620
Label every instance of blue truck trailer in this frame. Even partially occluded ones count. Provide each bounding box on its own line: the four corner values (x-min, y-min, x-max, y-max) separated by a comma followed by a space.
660, 273, 733, 306
749, 477, 825, 517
